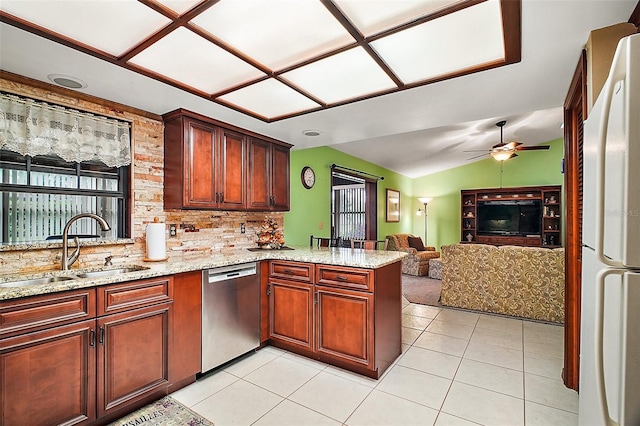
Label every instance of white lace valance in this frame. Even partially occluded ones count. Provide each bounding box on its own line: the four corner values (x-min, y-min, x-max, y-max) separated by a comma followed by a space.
0, 93, 131, 167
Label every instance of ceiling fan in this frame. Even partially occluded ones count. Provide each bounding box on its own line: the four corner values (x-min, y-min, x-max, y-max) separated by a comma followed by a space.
466, 121, 550, 161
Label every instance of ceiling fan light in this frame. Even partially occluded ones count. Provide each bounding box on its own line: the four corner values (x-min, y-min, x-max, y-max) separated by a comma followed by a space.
491, 150, 513, 161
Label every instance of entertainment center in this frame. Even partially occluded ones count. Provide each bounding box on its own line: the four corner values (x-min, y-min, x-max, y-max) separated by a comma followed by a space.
461, 185, 562, 248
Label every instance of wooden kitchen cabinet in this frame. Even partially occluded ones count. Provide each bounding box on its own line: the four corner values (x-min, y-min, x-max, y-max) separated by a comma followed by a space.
0, 319, 97, 425
247, 137, 290, 211
268, 261, 314, 352
0, 288, 97, 425
95, 277, 172, 418
170, 271, 202, 390
163, 109, 291, 211
266, 260, 401, 378
316, 285, 374, 369
96, 302, 171, 418
268, 278, 315, 352
0, 276, 176, 425
164, 112, 246, 210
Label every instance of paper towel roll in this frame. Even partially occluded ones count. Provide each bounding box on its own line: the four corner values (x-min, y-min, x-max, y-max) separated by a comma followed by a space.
146, 218, 166, 260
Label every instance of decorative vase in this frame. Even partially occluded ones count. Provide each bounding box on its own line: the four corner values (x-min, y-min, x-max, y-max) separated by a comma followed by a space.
466, 233, 473, 242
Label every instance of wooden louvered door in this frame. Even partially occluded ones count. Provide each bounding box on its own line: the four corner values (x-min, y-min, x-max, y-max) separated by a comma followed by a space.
562, 49, 586, 391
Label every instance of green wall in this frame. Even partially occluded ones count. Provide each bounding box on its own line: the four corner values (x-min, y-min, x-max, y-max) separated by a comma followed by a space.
285, 146, 413, 246
285, 138, 564, 250
411, 138, 565, 250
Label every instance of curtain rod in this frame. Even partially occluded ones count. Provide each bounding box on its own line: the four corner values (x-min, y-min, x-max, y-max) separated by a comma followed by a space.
330, 164, 384, 180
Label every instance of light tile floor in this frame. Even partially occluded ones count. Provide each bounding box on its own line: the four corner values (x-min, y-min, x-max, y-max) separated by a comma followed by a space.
171, 297, 578, 426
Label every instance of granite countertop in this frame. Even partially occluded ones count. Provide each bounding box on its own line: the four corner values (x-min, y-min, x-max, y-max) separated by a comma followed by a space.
0, 246, 406, 301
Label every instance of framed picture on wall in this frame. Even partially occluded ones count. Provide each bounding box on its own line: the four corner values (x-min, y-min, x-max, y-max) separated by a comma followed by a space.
386, 188, 400, 222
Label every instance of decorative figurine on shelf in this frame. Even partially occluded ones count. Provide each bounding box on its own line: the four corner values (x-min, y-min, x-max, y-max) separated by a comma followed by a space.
466, 233, 473, 242
550, 235, 555, 246
465, 220, 471, 229
549, 195, 556, 203
466, 211, 474, 217
256, 216, 285, 249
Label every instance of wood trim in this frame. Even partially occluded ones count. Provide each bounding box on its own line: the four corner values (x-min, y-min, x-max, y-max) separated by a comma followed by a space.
161, 108, 292, 148
628, 1, 640, 26
561, 49, 587, 391
1, 1, 521, 123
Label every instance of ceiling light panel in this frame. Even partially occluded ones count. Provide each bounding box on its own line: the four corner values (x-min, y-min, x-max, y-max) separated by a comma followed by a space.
335, 0, 464, 36
281, 47, 397, 104
191, 0, 355, 71
129, 27, 265, 94
218, 79, 321, 120
0, 0, 171, 57
154, 0, 203, 15
371, 0, 505, 84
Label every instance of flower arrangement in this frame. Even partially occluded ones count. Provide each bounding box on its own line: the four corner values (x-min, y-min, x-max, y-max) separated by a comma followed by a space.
256, 216, 285, 249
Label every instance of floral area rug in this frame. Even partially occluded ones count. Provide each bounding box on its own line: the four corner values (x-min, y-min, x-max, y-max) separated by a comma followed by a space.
108, 396, 213, 426
402, 274, 442, 307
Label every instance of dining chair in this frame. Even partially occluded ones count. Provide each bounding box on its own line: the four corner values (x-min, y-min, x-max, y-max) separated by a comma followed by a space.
310, 235, 333, 248
350, 239, 389, 250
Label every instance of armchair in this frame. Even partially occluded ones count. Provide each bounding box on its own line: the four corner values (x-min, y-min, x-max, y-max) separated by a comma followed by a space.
386, 234, 440, 276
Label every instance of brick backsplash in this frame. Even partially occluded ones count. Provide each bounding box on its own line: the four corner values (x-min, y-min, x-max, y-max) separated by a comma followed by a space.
0, 76, 284, 274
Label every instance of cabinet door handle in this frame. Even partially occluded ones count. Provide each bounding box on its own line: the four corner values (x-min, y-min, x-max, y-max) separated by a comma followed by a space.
266, 283, 271, 296
283, 269, 293, 274
220, 192, 224, 202
336, 275, 348, 281
99, 326, 105, 345
89, 329, 96, 347
314, 291, 318, 304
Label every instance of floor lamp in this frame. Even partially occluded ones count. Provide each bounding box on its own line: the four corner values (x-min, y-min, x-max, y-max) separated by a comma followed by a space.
416, 197, 433, 244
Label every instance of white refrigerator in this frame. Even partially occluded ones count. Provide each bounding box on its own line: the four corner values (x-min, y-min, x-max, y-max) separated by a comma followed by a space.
579, 33, 640, 426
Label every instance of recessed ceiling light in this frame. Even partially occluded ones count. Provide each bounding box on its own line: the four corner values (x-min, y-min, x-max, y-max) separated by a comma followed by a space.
47, 74, 87, 89
302, 129, 321, 137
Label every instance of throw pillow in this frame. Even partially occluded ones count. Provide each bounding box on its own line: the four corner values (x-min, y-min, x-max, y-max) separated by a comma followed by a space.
407, 236, 426, 251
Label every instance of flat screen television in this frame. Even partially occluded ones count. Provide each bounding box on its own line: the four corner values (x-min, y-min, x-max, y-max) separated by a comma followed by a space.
477, 200, 541, 236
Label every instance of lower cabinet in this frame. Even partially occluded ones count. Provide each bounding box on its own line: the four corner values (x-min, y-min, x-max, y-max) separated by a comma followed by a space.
170, 271, 202, 390
316, 285, 374, 370
97, 302, 171, 418
267, 260, 401, 378
269, 278, 314, 352
0, 319, 96, 425
316, 286, 374, 368
0, 276, 181, 426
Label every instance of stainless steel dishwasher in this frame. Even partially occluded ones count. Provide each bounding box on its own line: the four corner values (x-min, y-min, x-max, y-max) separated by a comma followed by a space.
201, 262, 260, 373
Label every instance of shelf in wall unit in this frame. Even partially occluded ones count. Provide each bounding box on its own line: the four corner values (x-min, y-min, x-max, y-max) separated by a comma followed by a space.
461, 185, 562, 248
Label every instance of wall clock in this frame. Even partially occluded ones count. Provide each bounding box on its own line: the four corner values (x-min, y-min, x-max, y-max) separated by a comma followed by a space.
301, 166, 315, 189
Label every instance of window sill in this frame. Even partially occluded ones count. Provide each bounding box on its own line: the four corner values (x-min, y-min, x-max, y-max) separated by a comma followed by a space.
0, 238, 135, 253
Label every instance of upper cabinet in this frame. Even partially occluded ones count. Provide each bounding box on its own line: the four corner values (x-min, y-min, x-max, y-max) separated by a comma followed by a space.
163, 109, 291, 211
247, 138, 290, 211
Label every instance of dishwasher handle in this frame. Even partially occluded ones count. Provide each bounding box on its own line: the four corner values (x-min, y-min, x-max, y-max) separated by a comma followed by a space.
206, 262, 257, 283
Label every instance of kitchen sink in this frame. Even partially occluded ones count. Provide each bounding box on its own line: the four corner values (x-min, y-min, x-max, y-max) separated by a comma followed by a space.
74, 266, 149, 279
0, 276, 76, 288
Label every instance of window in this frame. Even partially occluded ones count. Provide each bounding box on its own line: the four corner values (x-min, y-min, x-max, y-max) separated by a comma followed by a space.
331, 171, 378, 244
0, 93, 131, 244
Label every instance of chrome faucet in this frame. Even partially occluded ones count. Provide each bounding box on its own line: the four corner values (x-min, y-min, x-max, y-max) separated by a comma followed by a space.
61, 213, 111, 270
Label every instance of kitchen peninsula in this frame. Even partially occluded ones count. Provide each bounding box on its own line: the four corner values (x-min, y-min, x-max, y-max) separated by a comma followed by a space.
0, 247, 404, 425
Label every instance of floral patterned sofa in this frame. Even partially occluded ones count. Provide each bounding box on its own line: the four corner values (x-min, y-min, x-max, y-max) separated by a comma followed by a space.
440, 243, 565, 323
386, 234, 440, 276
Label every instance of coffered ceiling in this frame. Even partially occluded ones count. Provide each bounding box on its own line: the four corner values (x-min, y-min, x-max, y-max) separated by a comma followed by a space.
0, 0, 519, 121
0, 0, 638, 178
